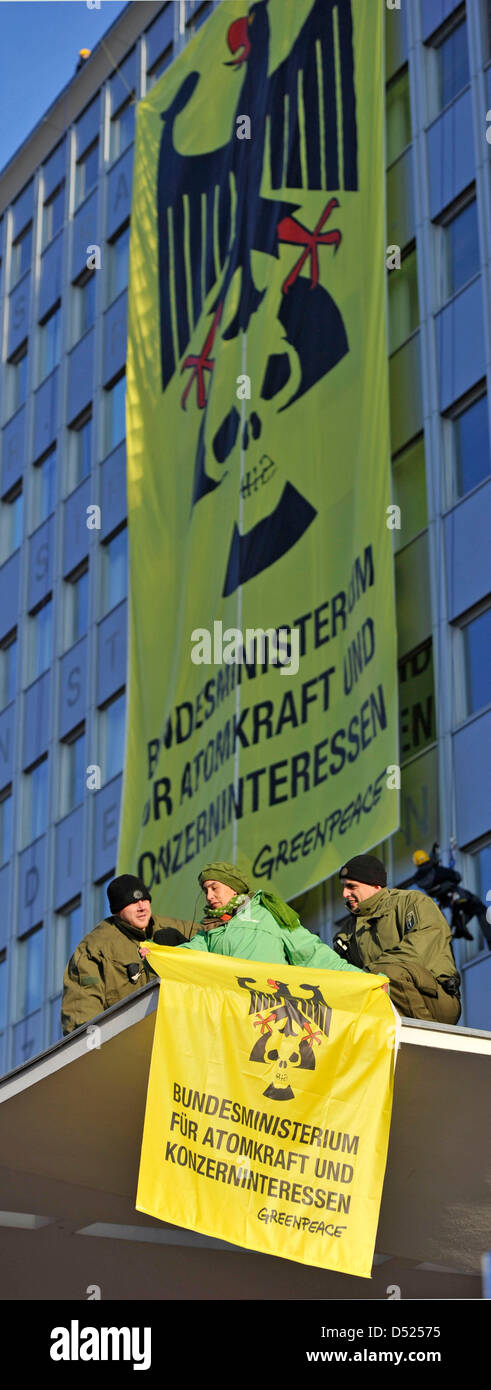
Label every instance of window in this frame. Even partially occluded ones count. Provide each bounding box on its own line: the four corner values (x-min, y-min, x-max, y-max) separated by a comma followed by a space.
102, 526, 128, 613
386, 68, 411, 166
109, 99, 135, 163
398, 640, 436, 763
72, 272, 96, 343
475, 844, 491, 926
103, 375, 126, 454
16, 926, 44, 1018
64, 565, 89, 649
5, 343, 28, 418
444, 198, 480, 297
458, 842, 491, 962
106, 223, 129, 305
388, 249, 419, 353
186, 1, 212, 35
453, 393, 490, 497
145, 5, 173, 85
52, 900, 82, 996
38, 304, 61, 383
95, 874, 114, 925
42, 182, 65, 249
67, 411, 92, 490
391, 436, 428, 553
59, 726, 85, 818
0, 788, 12, 865
435, 17, 470, 109
32, 447, 57, 529
23, 757, 48, 846
483, 0, 491, 59
100, 690, 126, 781
28, 597, 53, 683
75, 141, 99, 207
0, 953, 6, 1031
0, 486, 23, 559
0, 634, 17, 709
463, 608, 491, 715
11, 224, 32, 286
146, 46, 172, 88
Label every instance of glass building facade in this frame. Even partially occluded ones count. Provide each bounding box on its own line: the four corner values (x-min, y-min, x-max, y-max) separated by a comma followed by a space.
0, 0, 489, 1074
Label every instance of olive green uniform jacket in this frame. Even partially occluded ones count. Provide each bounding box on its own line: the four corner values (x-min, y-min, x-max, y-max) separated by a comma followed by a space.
334, 888, 461, 1023
61, 913, 195, 1035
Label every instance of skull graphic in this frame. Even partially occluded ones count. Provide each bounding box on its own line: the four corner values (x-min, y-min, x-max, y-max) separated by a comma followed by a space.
246, 978, 331, 1101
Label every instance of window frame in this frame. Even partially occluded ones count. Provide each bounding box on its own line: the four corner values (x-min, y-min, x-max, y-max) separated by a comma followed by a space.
63, 561, 89, 652
66, 407, 93, 493
5, 340, 28, 420
41, 181, 65, 250
106, 221, 130, 306
385, 65, 412, 169
433, 187, 480, 307
425, 5, 470, 120
100, 521, 128, 615
58, 721, 86, 820
71, 269, 96, 345
387, 241, 420, 355
38, 301, 62, 385
103, 372, 126, 456
0, 785, 13, 867
442, 381, 490, 505
51, 897, 83, 997
98, 686, 126, 782
31, 445, 57, 531
0, 630, 17, 711
15, 923, 44, 1021
0, 481, 23, 560
74, 139, 99, 209
453, 599, 491, 725
22, 754, 49, 849
10, 223, 33, 288
27, 594, 53, 685
108, 96, 135, 164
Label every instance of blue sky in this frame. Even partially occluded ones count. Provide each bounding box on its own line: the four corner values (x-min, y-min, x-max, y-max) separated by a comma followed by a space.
0, 1, 129, 175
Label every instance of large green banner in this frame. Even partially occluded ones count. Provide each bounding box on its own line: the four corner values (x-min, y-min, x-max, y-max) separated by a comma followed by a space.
119, 0, 399, 914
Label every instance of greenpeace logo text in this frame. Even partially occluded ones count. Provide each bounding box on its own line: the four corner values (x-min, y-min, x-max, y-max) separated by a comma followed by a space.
50, 1320, 151, 1371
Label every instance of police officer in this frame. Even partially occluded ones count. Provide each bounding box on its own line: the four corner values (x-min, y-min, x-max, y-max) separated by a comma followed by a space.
333, 854, 461, 1023
61, 874, 194, 1035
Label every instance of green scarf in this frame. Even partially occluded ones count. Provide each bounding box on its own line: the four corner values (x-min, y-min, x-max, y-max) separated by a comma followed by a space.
202, 890, 301, 931
258, 891, 301, 931
202, 892, 249, 922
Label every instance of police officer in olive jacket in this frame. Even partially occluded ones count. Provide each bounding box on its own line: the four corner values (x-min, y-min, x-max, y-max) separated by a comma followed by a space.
333, 854, 461, 1024
61, 874, 195, 1036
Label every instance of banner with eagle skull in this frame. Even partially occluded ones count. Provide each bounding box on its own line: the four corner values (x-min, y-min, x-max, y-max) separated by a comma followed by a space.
136, 945, 397, 1276
119, 0, 399, 914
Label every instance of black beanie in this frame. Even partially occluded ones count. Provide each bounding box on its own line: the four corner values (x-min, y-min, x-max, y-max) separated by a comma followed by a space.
339, 854, 387, 888
107, 874, 152, 915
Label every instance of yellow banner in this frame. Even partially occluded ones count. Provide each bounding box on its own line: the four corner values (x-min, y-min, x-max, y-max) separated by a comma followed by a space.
119, 0, 398, 915
137, 946, 396, 1277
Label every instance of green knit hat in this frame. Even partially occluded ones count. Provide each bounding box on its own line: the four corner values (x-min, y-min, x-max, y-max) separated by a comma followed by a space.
198, 862, 250, 895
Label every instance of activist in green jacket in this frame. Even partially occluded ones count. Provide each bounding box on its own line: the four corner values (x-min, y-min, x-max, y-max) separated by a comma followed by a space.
333, 853, 461, 1024
180, 861, 363, 974
61, 874, 195, 1036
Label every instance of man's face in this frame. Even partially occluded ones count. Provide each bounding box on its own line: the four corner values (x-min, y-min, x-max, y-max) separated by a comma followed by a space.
341, 879, 382, 912
118, 898, 152, 931
203, 880, 236, 910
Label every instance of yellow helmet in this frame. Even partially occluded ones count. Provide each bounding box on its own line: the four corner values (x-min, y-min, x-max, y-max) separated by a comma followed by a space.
413, 849, 430, 866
